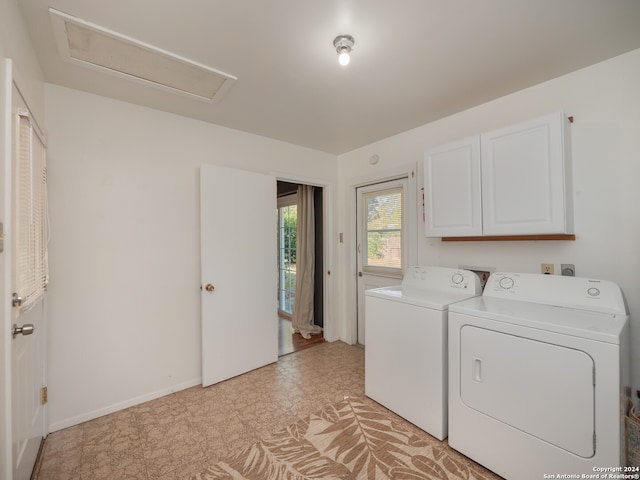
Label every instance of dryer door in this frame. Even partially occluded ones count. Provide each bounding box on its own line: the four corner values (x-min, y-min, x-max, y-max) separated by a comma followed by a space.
460, 325, 595, 457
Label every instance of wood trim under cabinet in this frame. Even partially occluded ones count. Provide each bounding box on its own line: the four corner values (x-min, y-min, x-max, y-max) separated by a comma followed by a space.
441, 234, 576, 242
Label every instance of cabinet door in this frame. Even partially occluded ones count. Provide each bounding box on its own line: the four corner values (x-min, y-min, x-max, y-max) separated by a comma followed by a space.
424, 136, 482, 237
481, 112, 570, 235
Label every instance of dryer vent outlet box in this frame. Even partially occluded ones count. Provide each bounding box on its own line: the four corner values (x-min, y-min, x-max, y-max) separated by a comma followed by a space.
459, 266, 494, 290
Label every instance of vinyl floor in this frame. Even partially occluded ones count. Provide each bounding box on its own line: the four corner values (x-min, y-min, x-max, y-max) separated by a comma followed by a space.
34, 341, 364, 479
34, 339, 500, 480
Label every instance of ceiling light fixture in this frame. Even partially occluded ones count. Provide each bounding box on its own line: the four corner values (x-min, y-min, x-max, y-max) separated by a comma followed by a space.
333, 34, 355, 66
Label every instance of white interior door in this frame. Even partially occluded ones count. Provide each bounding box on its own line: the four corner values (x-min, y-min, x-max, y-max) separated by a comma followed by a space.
11, 304, 46, 480
8, 65, 47, 480
200, 165, 278, 387
356, 178, 409, 345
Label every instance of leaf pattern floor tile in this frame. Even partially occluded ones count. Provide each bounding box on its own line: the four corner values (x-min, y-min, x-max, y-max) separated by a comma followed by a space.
196, 397, 502, 480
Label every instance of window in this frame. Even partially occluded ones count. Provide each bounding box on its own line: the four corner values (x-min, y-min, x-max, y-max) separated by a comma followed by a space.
277, 194, 297, 315
362, 187, 403, 274
15, 110, 48, 312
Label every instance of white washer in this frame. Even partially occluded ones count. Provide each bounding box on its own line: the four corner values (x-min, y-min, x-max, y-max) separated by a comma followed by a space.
448, 272, 630, 479
365, 266, 482, 440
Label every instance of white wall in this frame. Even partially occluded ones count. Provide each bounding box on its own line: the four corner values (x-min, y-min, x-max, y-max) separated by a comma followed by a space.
0, 0, 45, 124
44, 85, 337, 431
0, 0, 46, 476
337, 48, 640, 391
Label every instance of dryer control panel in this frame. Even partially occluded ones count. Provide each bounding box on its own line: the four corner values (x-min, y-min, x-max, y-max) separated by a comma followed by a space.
484, 272, 627, 315
402, 266, 481, 294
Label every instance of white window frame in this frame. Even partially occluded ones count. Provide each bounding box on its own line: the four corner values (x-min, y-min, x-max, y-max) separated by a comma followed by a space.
277, 193, 297, 316
359, 181, 407, 278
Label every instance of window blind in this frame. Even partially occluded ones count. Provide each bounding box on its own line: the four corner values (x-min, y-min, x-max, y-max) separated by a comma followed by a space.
363, 187, 403, 271
16, 110, 48, 312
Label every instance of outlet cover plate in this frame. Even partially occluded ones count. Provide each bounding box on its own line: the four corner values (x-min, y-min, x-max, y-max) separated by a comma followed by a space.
541, 263, 554, 275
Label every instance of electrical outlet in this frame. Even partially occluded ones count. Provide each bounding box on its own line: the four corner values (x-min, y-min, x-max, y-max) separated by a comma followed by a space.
561, 264, 575, 276
541, 263, 554, 275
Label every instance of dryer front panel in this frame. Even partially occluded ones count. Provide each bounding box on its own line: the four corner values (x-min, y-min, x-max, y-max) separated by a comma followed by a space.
460, 325, 595, 458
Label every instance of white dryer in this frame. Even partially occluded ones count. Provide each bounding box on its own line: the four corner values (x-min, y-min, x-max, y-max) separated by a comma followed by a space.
448, 273, 630, 479
365, 266, 482, 440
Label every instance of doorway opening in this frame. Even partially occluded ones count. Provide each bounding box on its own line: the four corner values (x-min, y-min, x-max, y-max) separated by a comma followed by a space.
277, 181, 325, 356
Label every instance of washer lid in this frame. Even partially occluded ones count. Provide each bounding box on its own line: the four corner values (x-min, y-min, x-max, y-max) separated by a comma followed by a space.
364, 265, 482, 309
366, 285, 479, 309
450, 296, 628, 344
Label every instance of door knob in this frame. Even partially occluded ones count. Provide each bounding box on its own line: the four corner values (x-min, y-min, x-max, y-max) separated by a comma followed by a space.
205, 283, 215, 292
12, 293, 23, 307
358, 272, 363, 277
12, 324, 35, 339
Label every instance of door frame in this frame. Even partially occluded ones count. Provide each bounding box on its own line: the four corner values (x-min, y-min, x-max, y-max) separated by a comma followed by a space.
0, 57, 13, 480
272, 172, 335, 342
347, 164, 417, 345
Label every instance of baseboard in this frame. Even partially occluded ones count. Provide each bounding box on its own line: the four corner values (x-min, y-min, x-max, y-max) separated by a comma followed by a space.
48, 377, 201, 432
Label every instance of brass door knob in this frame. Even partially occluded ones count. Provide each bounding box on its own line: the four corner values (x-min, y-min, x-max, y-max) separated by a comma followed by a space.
205, 283, 215, 292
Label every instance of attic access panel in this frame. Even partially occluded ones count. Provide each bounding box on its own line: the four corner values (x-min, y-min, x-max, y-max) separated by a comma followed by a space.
49, 7, 236, 103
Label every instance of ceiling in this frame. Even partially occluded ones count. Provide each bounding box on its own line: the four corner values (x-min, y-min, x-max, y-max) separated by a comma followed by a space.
19, 0, 640, 154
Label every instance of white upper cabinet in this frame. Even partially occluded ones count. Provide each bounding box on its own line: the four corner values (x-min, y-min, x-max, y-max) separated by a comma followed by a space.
424, 136, 482, 237
481, 112, 572, 235
424, 112, 572, 237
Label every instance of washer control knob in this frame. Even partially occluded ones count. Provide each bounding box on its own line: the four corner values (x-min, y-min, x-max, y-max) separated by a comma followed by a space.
587, 287, 600, 297
451, 273, 464, 284
498, 276, 515, 290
